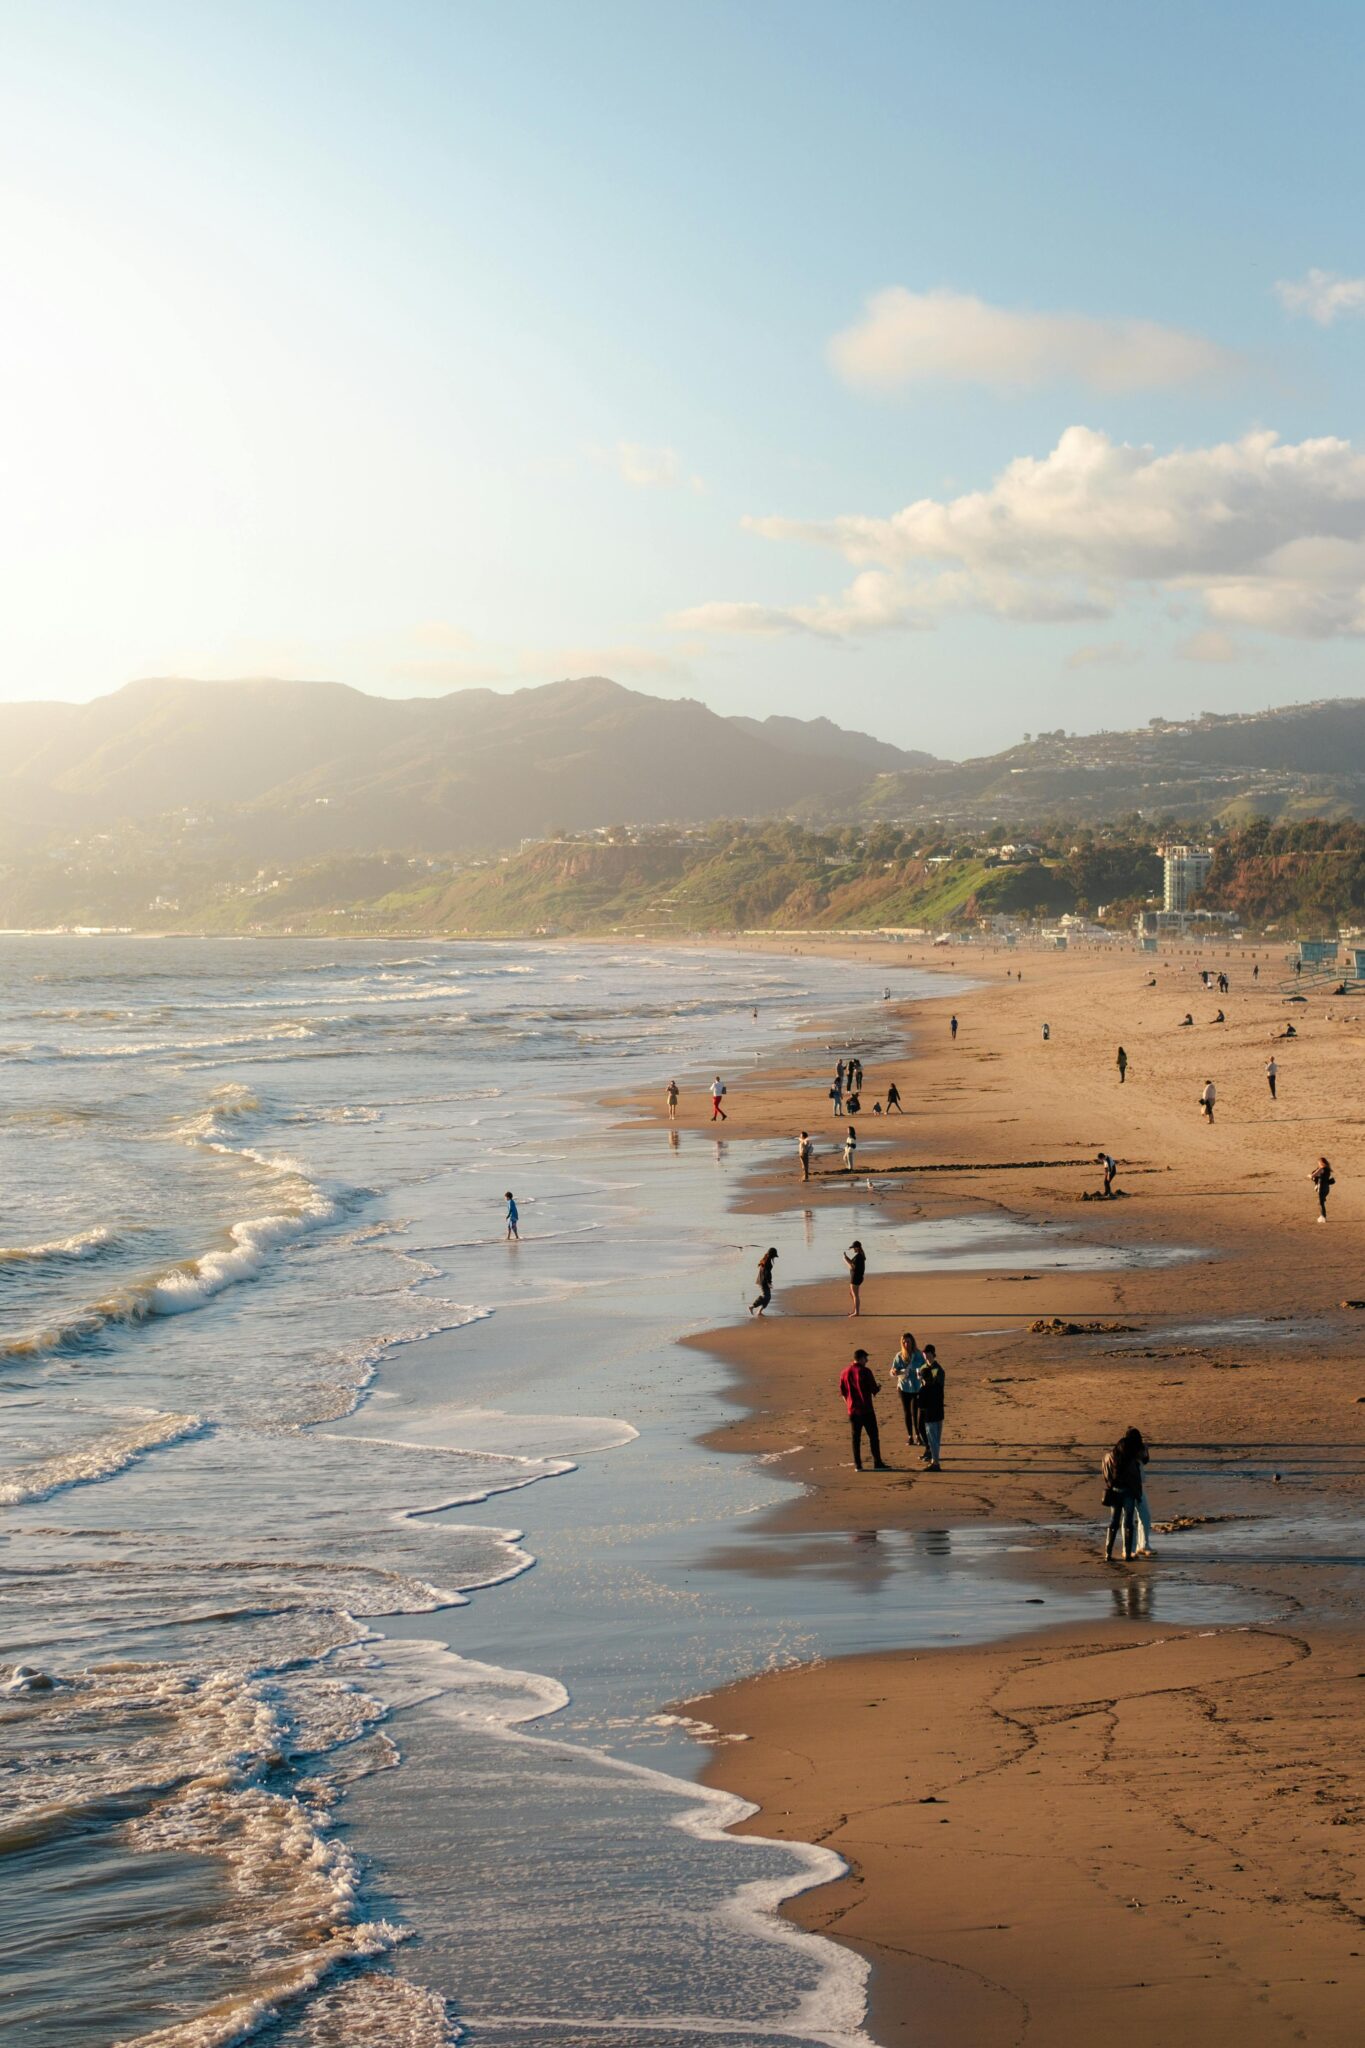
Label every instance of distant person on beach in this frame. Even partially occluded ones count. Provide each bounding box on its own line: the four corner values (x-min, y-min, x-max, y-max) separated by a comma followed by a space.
1311, 1155, 1334, 1222
1254, 962, 1260, 980
950, 1014, 959, 1041
835, 1058, 845, 1091
918, 1345, 945, 1469
1101, 1427, 1147, 1562
504, 1192, 519, 1241
1200, 1079, 1216, 1123
886, 1081, 903, 1112
843, 1124, 858, 1171
1211, 1008, 1225, 1024
1041, 1022, 1050, 1042
890, 1331, 926, 1447
710, 1076, 727, 1122
839, 1348, 885, 1471
830, 1077, 843, 1117
1180, 1013, 1194, 1027
1116, 1046, 1128, 1084
845, 1090, 861, 1115
1096, 1150, 1117, 1198
749, 1247, 778, 1317
798, 1131, 814, 1181
1130, 1429, 1156, 1556
666, 1079, 679, 1120
844, 1240, 866, 1317
1266, 1057, 1277, 1101
1279, 1022, 1297, 1039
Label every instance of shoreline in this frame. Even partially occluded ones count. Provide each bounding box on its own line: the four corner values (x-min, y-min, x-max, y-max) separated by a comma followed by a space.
616, 938, 1365, 2046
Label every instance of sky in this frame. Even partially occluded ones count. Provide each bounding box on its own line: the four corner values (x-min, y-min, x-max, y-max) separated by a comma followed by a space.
4, 0, 1365, 755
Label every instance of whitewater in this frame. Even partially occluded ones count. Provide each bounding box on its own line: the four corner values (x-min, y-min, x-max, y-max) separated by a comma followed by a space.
2, 934, 926, 2048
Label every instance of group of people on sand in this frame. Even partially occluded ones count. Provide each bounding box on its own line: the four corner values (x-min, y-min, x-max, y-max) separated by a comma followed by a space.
838, 1333, 947, 1474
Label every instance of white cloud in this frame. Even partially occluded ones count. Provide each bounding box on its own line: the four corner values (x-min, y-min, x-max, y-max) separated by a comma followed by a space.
1177, 629, 1240, 664
1274, 269, 1365, 325
608, 441, 703, 491
1066, 642, 1139, 670
829, 287, 1230, 393
675, 425, 1365, 644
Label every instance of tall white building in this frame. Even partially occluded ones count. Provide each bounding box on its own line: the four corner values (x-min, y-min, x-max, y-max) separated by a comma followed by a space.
1161, 843, 1213, 913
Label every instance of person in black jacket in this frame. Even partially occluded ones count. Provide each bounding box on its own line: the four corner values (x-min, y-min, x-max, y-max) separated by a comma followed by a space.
918, 1345, 946, 1469
1101, 1427, 1147, 1561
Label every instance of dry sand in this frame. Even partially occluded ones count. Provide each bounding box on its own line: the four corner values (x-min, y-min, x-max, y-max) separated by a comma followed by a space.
619, 939, 1365, 2046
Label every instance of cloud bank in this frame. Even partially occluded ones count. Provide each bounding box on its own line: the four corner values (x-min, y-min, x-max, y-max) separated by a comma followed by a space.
829, 287, 1230, 393
671, 426, 1365, 643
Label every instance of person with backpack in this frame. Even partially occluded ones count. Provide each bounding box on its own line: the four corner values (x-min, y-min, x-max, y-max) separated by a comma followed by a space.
839, 1348, 886, 1471
710, 1076, 727, 1122
1101, 1427, 1147, 1562
749, 1246, 778, 1317
918, 1346, 946, 1469
1310, 1155, 1334, 1222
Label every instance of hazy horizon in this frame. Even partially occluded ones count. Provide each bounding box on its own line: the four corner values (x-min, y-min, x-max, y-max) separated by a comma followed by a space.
4, 1, 1365, 754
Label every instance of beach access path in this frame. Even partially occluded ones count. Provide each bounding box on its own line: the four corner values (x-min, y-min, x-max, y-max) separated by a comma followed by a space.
617, 938, 1365, 2048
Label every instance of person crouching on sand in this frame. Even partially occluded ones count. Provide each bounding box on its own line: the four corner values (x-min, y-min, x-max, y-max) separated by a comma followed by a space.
1101, 1427, 1147, 1562
839, 1348, 885, 1471
844, 1240, 866, 1316
749, 1246, 777, 1317
918, 1345, 945, 1469
1311, 1155, 1334, 1222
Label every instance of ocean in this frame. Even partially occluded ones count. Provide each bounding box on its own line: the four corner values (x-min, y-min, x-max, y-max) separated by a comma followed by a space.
1, 936, 1232, 2048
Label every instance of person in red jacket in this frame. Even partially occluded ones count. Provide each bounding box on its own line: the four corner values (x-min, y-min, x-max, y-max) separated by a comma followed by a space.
839, 1349, 886, 1471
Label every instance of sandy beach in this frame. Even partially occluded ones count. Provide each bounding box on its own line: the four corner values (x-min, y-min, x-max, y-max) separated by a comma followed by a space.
622, 939, 1365, 2046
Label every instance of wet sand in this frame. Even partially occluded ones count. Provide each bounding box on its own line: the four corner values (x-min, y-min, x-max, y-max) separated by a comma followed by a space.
621, 940, 1365, 2046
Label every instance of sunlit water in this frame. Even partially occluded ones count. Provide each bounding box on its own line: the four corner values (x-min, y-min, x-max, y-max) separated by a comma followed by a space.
0, 937, 1239, 2048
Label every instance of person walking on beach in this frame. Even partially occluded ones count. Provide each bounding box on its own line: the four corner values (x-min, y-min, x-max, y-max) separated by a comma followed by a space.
749, 1247, 778, 1317
1041, 1022, 1051, 1042
843, 1123, 858, 1172
1200, 1079, 1216, 1123
1266, 1056, 1277, 1101
504, 1192, 519, 1241
1129, 1429, 1156, 1556
666, 1079, 679, 1120
1116, 1045, 1128, 1084
844, 1240, 866, 1317
1096, 1150, 1117, 1198
887, 1081, 903, 1113
798, 1130, 814, 1181
890, 1330, 926, 1447
710, 1076, 727, 1122
918, 1345, 945, 1470
950, 1014, 958, 1041
1311, 1155, 1334, 1222
1101, 1427, 1147, 1562
839, 1349, 885, 1470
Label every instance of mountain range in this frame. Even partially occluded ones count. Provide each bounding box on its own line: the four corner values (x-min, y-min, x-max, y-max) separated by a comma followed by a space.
6, 678, 1365, 875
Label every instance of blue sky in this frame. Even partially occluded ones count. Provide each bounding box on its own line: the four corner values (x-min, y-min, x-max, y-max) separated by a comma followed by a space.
3, 0, 1365, 752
